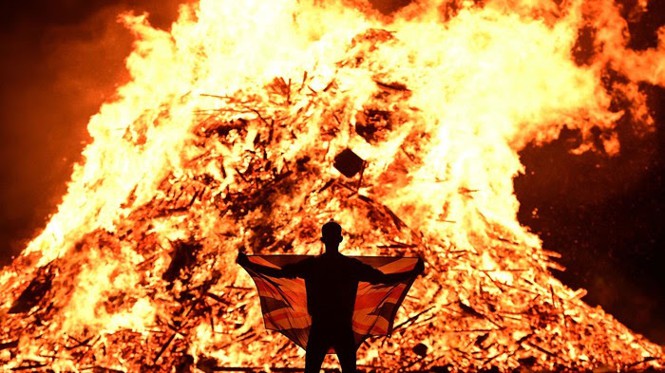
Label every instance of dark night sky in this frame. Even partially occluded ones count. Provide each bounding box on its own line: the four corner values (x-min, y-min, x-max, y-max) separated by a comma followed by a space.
0, 0, 187, 262
514, 2, 665, 344
0, 0, 663, 346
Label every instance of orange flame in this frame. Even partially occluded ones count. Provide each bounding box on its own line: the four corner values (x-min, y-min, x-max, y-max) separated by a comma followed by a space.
1, 0, 664, 371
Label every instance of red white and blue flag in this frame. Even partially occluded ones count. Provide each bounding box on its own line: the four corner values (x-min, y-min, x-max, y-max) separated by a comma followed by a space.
239, 255, 420, 350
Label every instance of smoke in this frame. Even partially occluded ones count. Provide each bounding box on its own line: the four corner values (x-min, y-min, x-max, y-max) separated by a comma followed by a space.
0, 0, 189, 266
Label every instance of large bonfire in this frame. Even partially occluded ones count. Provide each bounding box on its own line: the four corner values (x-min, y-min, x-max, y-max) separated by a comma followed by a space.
1, 0, 664, 371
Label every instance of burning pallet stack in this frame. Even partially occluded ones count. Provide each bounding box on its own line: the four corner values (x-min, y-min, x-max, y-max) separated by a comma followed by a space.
1, 4, 664, 372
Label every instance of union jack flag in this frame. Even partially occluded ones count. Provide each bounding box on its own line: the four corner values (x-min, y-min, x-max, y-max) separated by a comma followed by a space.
239, 255, 421, 350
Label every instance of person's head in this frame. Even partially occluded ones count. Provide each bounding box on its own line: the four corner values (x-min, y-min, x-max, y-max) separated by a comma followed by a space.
321, 221, 343, 253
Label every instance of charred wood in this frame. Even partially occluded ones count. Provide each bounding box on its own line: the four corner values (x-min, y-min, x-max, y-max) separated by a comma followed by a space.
9, 264, 54, 314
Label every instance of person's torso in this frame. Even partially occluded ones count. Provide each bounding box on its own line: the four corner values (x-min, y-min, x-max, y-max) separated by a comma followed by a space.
303, 254, 362, 324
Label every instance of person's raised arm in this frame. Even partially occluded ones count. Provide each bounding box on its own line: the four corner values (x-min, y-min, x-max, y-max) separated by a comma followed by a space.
357, 256, 425, 285
236, 251, 306, 279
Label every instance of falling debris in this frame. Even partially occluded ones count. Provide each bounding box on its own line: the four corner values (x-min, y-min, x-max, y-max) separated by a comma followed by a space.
334, 148, 365, 178
1, 0, 664, 371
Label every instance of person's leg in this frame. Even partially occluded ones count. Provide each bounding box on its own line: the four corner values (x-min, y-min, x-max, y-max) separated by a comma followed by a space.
305, 323, 328, 373
305, 348, 326, 373
334, 329, 357, 373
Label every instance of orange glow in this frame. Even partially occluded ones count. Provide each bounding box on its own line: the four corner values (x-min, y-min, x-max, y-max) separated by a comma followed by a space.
1, 0, 664, 370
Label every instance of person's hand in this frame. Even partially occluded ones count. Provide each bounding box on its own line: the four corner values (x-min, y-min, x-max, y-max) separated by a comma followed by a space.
236, 250, 249, 265
414, 256, 425, 274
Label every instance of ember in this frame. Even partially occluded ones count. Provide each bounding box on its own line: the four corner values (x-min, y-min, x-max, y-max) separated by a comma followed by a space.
1, 0, 664, 371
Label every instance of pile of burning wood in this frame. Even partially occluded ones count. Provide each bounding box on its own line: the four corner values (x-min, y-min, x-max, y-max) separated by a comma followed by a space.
1, 29, 663, 372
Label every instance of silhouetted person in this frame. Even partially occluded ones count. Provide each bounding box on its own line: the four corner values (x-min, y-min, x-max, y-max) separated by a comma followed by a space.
237, 221, 424, 373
